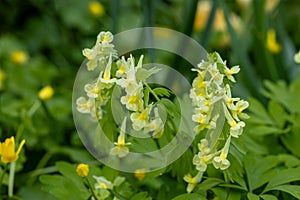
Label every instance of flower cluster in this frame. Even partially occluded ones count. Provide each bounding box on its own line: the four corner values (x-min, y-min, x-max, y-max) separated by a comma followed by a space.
186, 52, 249, 192
93, 175, 125, 200
76, 31, 165, 158
115, 55, 164, 138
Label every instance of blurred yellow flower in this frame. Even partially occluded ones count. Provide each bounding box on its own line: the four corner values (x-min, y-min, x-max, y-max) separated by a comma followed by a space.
39, 86, 54, 101
0, 68, 4, 90
0, 136, 25, 164
76, 163, 89, 177
10, 50, 28, 65
266, 29, 281, 54
88, 1, 105, 17
193, 1, 242, 47
134, 168, 146, 181
265, 0, 279, 12
194, 1, 242, 32
294, 50, 300, 64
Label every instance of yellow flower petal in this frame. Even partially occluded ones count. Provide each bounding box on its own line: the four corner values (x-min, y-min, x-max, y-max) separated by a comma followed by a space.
0, 136, 25, 163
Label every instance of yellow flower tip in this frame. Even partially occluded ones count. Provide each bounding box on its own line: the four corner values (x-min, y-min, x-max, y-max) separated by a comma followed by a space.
0, 69, 5, 90
0, 136, 25, 164
10, 50, 28, 65
134, 168, 146, 181
88, 1, 105, 17
266, 29, 281, 54
39, 86, 54, 101
0, 69, 4, 82
76, 163, 89, 177
294, 50, 300, 64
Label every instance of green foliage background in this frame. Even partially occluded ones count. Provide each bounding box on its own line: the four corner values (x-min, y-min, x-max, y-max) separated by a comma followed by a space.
1, 0, 300, 199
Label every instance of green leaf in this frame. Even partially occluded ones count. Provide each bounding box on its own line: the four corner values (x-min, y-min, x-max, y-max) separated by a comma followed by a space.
55, 162, 82, 184
136, 67, 161, 81
247, 192, 260, 200
130, 192, 152, 200
196, 178, 223, 191
158, 98, 180, 118
172, 193, 206, 200
260, 194, 278, 200
281, 127, 300, 156
244, 154, 279, 191
268, 100, 287, 128
227, 189, 242, 200
262, 80, 290, 112
277, 154, 300, 167
39, 174, 89, 200
153, 87, 171, 97
247, 98, 274, 125
218, 183, 247, 191
264, 167, 300, 192
270, 185, 300, 199
248, 125, 290, 136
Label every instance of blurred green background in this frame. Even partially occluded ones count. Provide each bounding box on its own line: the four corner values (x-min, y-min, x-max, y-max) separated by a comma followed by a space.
1, 0, 300, 199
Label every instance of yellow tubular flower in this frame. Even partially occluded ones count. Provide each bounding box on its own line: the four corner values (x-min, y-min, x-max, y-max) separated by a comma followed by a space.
0, 136, 25, 163
266, 29, 281, 54
76, 163, 89, 177
110, 118, 131, 158
10, 50, 28, 65
39, 86, 54, 101
88, 1, 105, 17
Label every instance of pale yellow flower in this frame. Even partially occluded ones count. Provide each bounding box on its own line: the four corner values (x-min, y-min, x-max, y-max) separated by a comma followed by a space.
93, 176, 113, 190
0, 136, 25, 163
131, 105, 152, 131
224, 65, 240, 82
38, 86, 54, 101
223, 103, 245, 138
76, 163, 89, 177
110, 118, 131, 158
212, 137, 231, 170
193, 152, 214, 172
294, 50, 300, 64
99, 54, 116, 87
183, 173, 202, 193
143, 107, 164, 138
120, 90, 144, 112
88, 1, 105, 17
10, 50, 28, 65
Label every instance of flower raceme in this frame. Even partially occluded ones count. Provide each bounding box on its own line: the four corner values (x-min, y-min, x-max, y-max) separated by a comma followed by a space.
186, 52, 249, 193
77, 31, 165, 149
0, 136, 25, 164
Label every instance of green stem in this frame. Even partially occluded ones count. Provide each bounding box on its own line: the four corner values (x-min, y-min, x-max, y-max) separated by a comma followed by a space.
144, 82, 160, 102
15, 124, 24, 144
28, 101, 41, 117
0, 164, 7, 189
8, 162, 16, 198
110, 189, 127, 200
40, 100, 55, 121
85, 177, 98, 200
